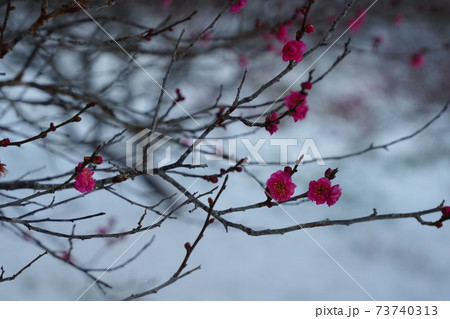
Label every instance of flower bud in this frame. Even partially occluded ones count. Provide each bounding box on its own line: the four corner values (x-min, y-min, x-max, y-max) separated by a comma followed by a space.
92, 156, 103, 165
210, 176, 218, 183
1, 138, 10, 147
305, 24, 315, 33
325, 168, 338, 180
301, 81, 312, 90
441, 206, 450, 217
112, 175, 127, 183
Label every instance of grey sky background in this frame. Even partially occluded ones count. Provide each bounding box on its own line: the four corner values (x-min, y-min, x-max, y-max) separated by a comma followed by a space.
0, 0, 449, 300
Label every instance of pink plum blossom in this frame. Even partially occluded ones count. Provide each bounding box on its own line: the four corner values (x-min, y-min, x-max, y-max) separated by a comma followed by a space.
266, 170, 297, 202
282, 40, 306, 62
308, 177, 342, 206
74, 163, 96, 193
274, 25, 289, 42
265, 112, 280, 135
348, 9, 367, 33
229, 0, 248, 13
285, 91, 309, 122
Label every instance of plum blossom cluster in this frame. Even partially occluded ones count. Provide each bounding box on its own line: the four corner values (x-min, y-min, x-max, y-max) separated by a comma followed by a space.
265, 167, 342, 206
73, 156, 103, 193
307, 168, 342, 206
308, 178, 342, 207
285, 90, 309, 122
265, 82, 312, 135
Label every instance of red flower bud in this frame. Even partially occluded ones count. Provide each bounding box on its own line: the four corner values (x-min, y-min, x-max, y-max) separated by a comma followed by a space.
74, 116, 82, 122
1, 138, 10, 147
325, 168, 339, 180
92, 156, 103, 165
441, 206, 450, 217
284, 166, 293, 174
210, 176, 218, 183
435, 221, 443, 229
49, 122, 56, 131
184, 242, 191, 250
112, 175, 127, 183
235, 167, 243, 172
305, 24, 315, 33
208, 197, 214, 206
301, 81, 312, 90
209, 218, 215, 224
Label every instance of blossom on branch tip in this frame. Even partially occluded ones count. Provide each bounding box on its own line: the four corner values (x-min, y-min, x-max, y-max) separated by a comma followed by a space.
265, 112, 280, 135
282, 40, 306, 62
266, 170, 297, 202
301, 81, 312, 90
285, 91, 309, 122
1, 138, 10, 147
229, 0, 248, 13
74, 163, 96, 193
308, 177, 342, 206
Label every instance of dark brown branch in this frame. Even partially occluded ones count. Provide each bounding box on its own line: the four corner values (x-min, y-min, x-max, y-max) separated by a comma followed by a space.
123, 266, 201, 301
0, 251, 47, 282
